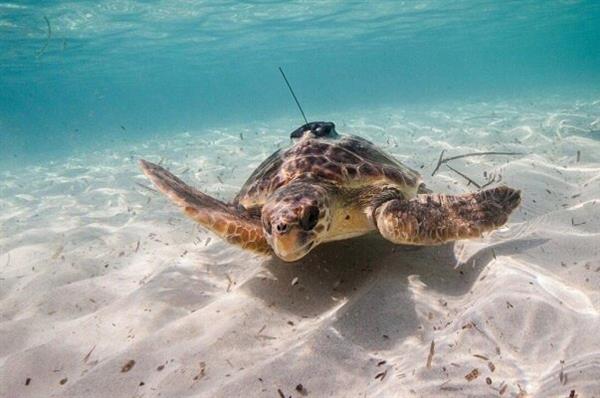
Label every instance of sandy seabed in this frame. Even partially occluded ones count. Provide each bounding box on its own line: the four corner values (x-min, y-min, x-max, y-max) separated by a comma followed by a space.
1, 96, 600, 398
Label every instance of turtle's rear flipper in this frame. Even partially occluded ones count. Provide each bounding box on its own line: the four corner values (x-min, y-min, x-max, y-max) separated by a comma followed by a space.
374, 186, 521, 245
139, 160, 271, 254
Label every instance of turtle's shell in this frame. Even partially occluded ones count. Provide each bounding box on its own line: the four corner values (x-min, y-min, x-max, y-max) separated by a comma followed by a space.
233, 126, 423, 209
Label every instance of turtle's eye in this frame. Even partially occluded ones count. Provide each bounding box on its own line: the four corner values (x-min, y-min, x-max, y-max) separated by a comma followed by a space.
299, 206, 319, 231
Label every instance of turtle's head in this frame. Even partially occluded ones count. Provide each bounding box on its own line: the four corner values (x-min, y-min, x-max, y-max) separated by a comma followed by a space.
261, 182, 332, 262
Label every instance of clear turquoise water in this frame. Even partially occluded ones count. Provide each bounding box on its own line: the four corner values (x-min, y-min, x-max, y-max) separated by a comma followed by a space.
1, 1, 599, 165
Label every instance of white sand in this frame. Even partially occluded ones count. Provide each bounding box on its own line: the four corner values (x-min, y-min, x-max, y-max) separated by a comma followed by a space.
1, 96, 600, 397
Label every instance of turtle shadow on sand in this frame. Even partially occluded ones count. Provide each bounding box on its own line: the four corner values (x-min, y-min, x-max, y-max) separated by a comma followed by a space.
241, 234, 548, 351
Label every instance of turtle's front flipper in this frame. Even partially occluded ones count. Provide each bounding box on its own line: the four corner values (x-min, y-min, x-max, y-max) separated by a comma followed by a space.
139, 160, 271, 254
374, 186, 521, 245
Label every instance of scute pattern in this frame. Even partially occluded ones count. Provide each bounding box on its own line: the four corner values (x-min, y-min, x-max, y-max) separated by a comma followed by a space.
234, 149, 285, 207
234, 134, 422, 208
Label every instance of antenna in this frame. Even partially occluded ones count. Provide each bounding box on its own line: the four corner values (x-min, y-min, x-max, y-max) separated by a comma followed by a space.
278, 66, 309, 125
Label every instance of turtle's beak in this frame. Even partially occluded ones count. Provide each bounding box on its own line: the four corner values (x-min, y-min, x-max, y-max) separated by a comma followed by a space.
272, 229, 309, 262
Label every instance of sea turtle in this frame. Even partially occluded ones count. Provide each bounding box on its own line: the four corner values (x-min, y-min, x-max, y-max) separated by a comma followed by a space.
140, 121, 521, 262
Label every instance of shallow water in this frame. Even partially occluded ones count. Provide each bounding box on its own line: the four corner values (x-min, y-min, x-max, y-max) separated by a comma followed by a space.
1, 2, 600, 398
1, 0, 600, 165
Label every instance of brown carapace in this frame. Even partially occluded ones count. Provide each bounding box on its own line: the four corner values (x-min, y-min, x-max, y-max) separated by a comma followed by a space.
140, 122, 521, 262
